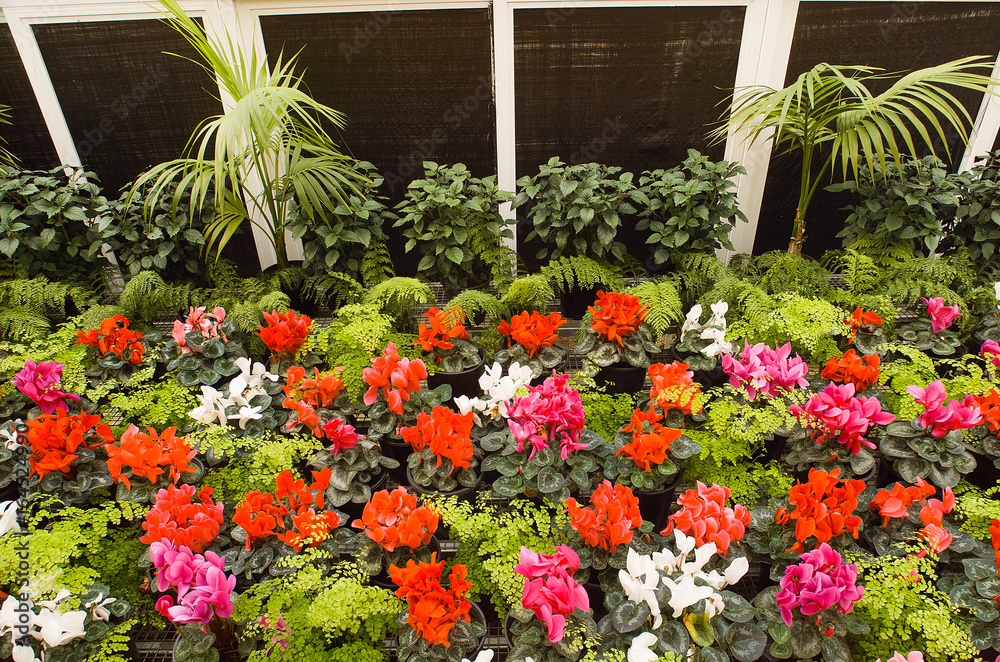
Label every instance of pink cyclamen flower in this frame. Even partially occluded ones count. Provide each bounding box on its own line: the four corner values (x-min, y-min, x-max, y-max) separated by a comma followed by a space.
721, 342, 809, 401
11, 359, 80, 414
775, 542, 863, 628
322, 419, 359, 454
906, 380, 982, 437
982, 340, 1000, 367
515, 545, 589, 642
150, 539, 237, 624
789, 382, 896, 454
507, 374, 586, 460
877, 654, 924, 662
171, 306, 227, 354
920, 297, 961, 333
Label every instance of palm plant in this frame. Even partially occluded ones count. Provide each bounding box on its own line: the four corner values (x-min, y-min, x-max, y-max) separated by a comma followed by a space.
129, 0, 365, 269
0, 104, 17, 167
710, 57, 999, 255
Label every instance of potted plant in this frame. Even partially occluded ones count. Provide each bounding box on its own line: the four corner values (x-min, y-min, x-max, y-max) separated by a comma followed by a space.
9, 358, 81, 417
350, 486, 440, 577
785, 382, 896, 480
75, 313, 158, 384
881, 380, 981, 487
389, 555, 488, 662
306, 419, 399, 511
673, 302, 732, 387
394, 161, 514, 293
495, 311, 568, 383
506, 545, 595, 662
400, 405, 482, 496
480, 373, 611, 502
105, 423, 205, 504
895, 296, 964, 358
562, 481, 643, 581
453, 361, 534, 431
256, 309, 319, 373
596, 530, 755, 662
414, 307, 485, 399
754, 543, 865, 662
845, 306, 886, 356
163, 306, 246, 388
635, 149, 748, 264
577, 291, 660, 393
865, 479, 957, 556
188, 357, 287, 439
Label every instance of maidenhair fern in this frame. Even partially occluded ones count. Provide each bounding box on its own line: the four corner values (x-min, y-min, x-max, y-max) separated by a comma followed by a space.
627, 278, 682, 336
539, 256, 622, 293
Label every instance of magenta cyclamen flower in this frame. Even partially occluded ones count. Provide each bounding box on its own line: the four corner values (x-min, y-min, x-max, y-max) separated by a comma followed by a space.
982, 340, 1000, 367
150, 540, 236, 624
12, 359, 80, 414
507, 373, 586, 460
920, 297, 961, 333
171, 306, 227, 354
877, 654, 924, 662
721, 342, 809, 401
789, 382, 895, 454
906, 380, 982, 438
515, 546, 589, 642
774, 543, 863, 628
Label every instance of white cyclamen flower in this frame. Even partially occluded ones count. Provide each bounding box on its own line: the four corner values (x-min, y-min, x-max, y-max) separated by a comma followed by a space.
229, 405, 263, 430
664, 574, 715, 618
681, 541, 718, 576
189, 386, 228, 426
0, 501, 19, 537
34, 608, 86, 647
627, 632, 659, 662
233, 357, 278, 389
453, 395, 484, 426
463, 650, 495, 662
724, 556, 749, 586
707, 300, 729, 328
12, 645, 38, 662
507, 362, 534, 389
0, 428, 18, 451
619, 549, 662, 628
680, 305, 704, 338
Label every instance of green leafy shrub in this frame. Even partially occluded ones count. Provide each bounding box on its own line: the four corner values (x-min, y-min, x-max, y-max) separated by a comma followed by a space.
945, 148, 1000, 278
202, 431, 321, 508
635, 149, 747, 258
0, 165, 111, 281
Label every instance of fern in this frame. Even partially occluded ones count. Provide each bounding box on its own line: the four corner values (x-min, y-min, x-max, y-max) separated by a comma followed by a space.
627, 278, 682, 336
118, 271, 198, 322
0, 308, 49, 340
444, 289, 503, 325
77, 305, 127, 331
672, 251, 729, 305
748, 251, 832, 298
499, 274, 557, 316
361, 240, 395, 286
539, 256, 622, 293
301, 272, 365, 307
228, 291, 291, 334
363, 277, 434, 327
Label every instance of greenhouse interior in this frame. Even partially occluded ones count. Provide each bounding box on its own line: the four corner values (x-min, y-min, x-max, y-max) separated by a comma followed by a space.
6, 0, 1000, 660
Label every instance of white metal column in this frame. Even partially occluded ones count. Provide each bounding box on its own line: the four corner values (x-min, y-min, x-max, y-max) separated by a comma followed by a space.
494, 0, 517, 252
959, 51, 1000, 173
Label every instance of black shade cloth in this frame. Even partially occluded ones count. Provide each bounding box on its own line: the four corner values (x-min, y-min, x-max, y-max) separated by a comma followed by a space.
513, 6, 745, 270
260, 9, 497, 275
754, 2, 1000, 257
33, 19, 262, 274
0, 24, 60, 170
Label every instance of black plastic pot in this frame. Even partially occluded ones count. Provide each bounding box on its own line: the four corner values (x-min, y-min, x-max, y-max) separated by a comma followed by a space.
561, 284, 602, 320
635, 473, 683, 531
427, 347, 486, 400
877, 457, 904, 487
964, 452, 998, 489
405, 465, 482, 501
381, 436, 413, 484
583, 577, 608, 621
594, 362, 647, 394
758, 434, 788, 465
934, 343, 969, 377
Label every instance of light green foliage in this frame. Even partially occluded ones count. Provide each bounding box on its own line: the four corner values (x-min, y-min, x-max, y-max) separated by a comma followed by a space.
730, 251, 832, 299
444, 289, 503, 326
84, 532, 152, 619
671, 251, 729, 307
429, 495, 567, 617
847, 550, 978, 662
0, 319, 91, 396
878, 342, 942, 419
697, 387, 807, 462
953, 483, 1000, 542
0, 496, 149, 597
362, 277, 434, 328
581, 390, 635, 442
84, 618, 137, 662
499, 274, 557, 315
0, 276, 98, 341
627, 279, 682, 336
203, 431, 321, 507
187, 424, 256, 460
118, 270, 198, 323
103, 377, 196, 434
237, 555, 400, 662
685, 458, 793, 507
300, 271, 366, 309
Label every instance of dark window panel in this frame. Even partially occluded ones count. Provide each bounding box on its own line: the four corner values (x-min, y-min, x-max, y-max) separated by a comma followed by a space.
33, 19, 260, 274
513, 6, 745, 270
992, 126, 1000, 155
0, 24, 59, 170
260, 10, 496, 275
754, 2, 1000, 257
